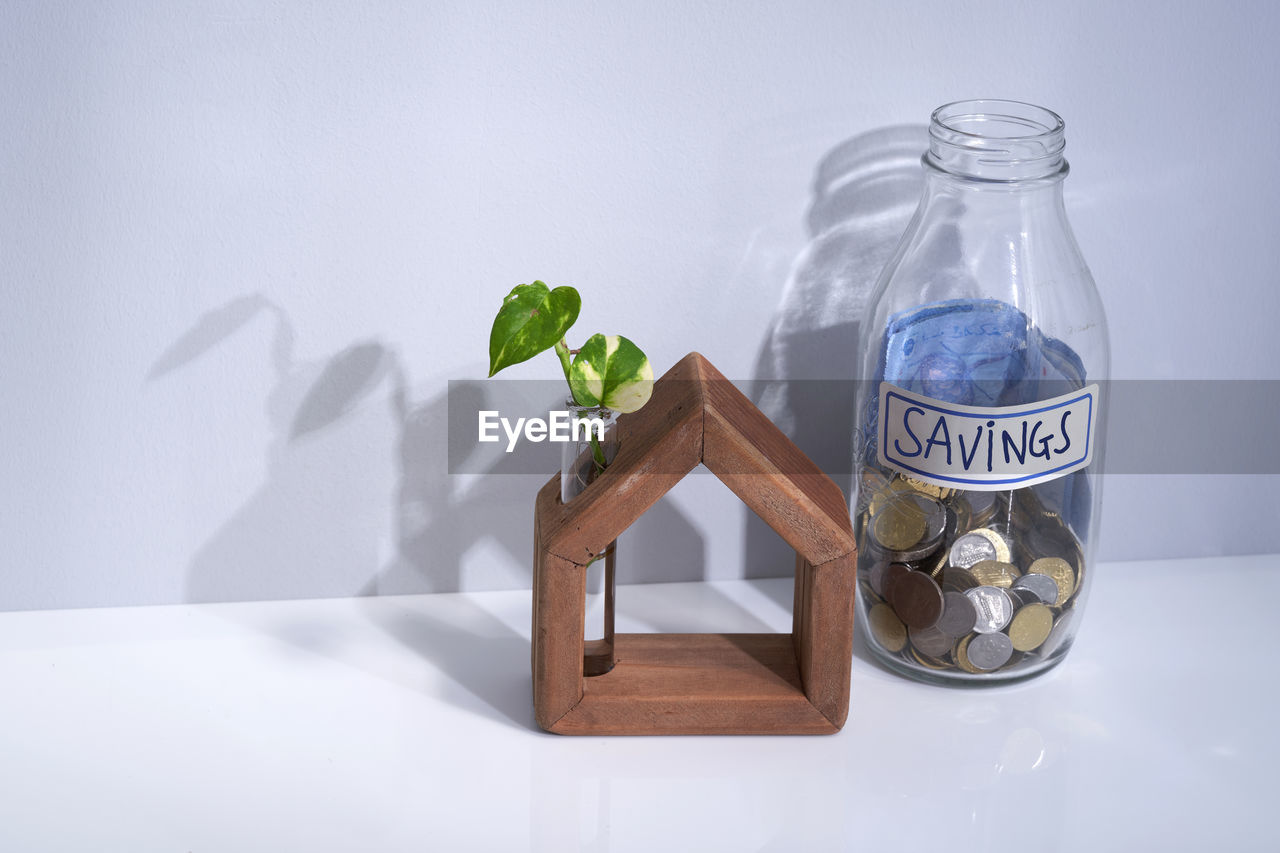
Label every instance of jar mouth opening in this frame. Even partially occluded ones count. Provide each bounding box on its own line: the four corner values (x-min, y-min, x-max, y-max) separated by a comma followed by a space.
932, 99, 1064, 142
927, 99, 1067, 181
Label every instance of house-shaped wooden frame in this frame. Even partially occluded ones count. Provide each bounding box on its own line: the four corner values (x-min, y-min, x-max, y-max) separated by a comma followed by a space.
532, 352, 857, 735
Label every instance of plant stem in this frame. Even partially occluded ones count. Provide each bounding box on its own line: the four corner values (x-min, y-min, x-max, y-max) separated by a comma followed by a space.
590, 433, 607, 473
554, 338, 573, 387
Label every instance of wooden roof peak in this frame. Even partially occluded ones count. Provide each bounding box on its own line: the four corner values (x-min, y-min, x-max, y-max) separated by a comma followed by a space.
536, 352, 855, 567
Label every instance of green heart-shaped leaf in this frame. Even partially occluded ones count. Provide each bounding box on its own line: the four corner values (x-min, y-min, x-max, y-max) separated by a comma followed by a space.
488, 281, 581, 377
569, 334, 654, 413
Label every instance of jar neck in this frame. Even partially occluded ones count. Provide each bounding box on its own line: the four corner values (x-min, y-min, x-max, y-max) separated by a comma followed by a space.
924, 99, 1067, 184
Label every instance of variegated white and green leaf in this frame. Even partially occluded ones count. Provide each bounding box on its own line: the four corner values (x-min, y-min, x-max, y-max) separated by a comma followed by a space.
569, 334, 653, 413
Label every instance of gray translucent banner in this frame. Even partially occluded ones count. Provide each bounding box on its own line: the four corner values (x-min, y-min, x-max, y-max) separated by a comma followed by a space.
448, 379, 1280, 477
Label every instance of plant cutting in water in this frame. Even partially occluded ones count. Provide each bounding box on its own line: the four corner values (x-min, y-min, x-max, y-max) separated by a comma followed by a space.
487, 280, 653, 472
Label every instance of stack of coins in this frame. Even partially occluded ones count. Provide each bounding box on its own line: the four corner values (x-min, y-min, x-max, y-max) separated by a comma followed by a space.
857, 470, 1085, 677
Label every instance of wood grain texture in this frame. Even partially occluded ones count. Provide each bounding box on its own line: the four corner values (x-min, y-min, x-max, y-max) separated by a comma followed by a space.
700, 357, 854, 565
537, 353, 706, 565
531, 352, 857, 735
549, 634, 838, 735
793, 554, 856, 728
531, 546, 586, 731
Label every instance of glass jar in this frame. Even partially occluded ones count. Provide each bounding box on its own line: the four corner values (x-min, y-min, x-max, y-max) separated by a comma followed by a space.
851, 100, 1109, 684
560, 400, 619, 677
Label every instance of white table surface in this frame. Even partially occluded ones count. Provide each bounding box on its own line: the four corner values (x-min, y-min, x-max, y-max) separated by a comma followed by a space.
2, 554, 1277, 852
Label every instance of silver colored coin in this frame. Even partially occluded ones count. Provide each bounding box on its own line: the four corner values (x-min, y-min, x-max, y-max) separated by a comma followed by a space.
967, 632, 1014, 670
964, 586, 1014, 634
1012, 572, 1060, 606
1038, 608, 1075, 658
906, 494, 947, 545
883, 541, 944, 563
1005, 586, 1040, 610
950, 532, 998, 569
984, 524, 1016, 563
936, 590, 978, 638
909, 624, 953, 658
963, 489, 998, 520
868, 560, 890, 597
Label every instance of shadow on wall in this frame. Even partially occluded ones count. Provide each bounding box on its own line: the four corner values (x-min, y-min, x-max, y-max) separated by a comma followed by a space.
150, 295, 709, 604
744, 124, 928, 578
378, 381, 710, 597
149, 128, 933, 604
151, 296, 404, 602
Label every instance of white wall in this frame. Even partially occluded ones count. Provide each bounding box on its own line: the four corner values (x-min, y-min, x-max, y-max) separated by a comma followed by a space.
3, 1, 1277, 610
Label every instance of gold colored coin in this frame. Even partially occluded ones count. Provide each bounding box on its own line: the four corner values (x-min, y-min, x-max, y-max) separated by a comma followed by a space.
867, 476, 906, 516
868, 602, 908, 652
971, 527, 1012, 563
968, 559, 1020, 589
928, 546, 950, 578
951, 497, 973, 538
954, 634, 982, 674
1008, 603, 1054, 651
909, 647, 952, 670
1029, 557, 1076, 606
900, 475, 954, 501
871, 501, 926, 551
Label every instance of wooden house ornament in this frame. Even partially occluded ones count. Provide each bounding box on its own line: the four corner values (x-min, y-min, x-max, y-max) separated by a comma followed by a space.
532, 352, 857, 735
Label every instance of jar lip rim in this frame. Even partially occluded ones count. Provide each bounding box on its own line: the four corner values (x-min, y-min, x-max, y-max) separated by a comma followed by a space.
931, 99, 1065, 142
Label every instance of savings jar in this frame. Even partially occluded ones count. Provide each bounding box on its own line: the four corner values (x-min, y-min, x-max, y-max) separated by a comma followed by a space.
852, 100, 1109, 683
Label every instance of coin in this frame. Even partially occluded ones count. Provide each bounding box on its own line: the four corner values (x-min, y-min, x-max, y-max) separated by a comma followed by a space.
927, 541, 951, 578
871, 494, 947, 561
891, 570, 945, 630
1012, 572, 1060, 606
949, 532, 998, 568
882, 563, 912, 603
940, 567, 979, 593
951, 494, 973, 537
972, 527, 1012, 563
968, 559, 1020, 589
1008, 603, 1054, 651
909, 623, 953, 658
871, 500, 926, 551
868, 475, 915, 516
901, 475, 954, 500
1005, 586, 1041, 610
1038, 608, 1075, 658
910, 494, 947, 544
967, 632, 1014, 670
936, 590, 978, 638
965, 586, 1013, 633
931, 504, 962, 571
909, 646, 952, 670
868, 602, 907, 652
1028, 557, 1076, 606
868, 560, 891, 597
954, 634, 982, 674
963, 489, 998, 524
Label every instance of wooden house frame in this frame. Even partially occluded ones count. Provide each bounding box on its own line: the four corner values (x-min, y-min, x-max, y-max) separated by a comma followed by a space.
532, 353, 856, 735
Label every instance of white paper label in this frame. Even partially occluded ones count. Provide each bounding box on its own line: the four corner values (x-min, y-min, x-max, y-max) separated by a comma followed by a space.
877, 382, 1099, 491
